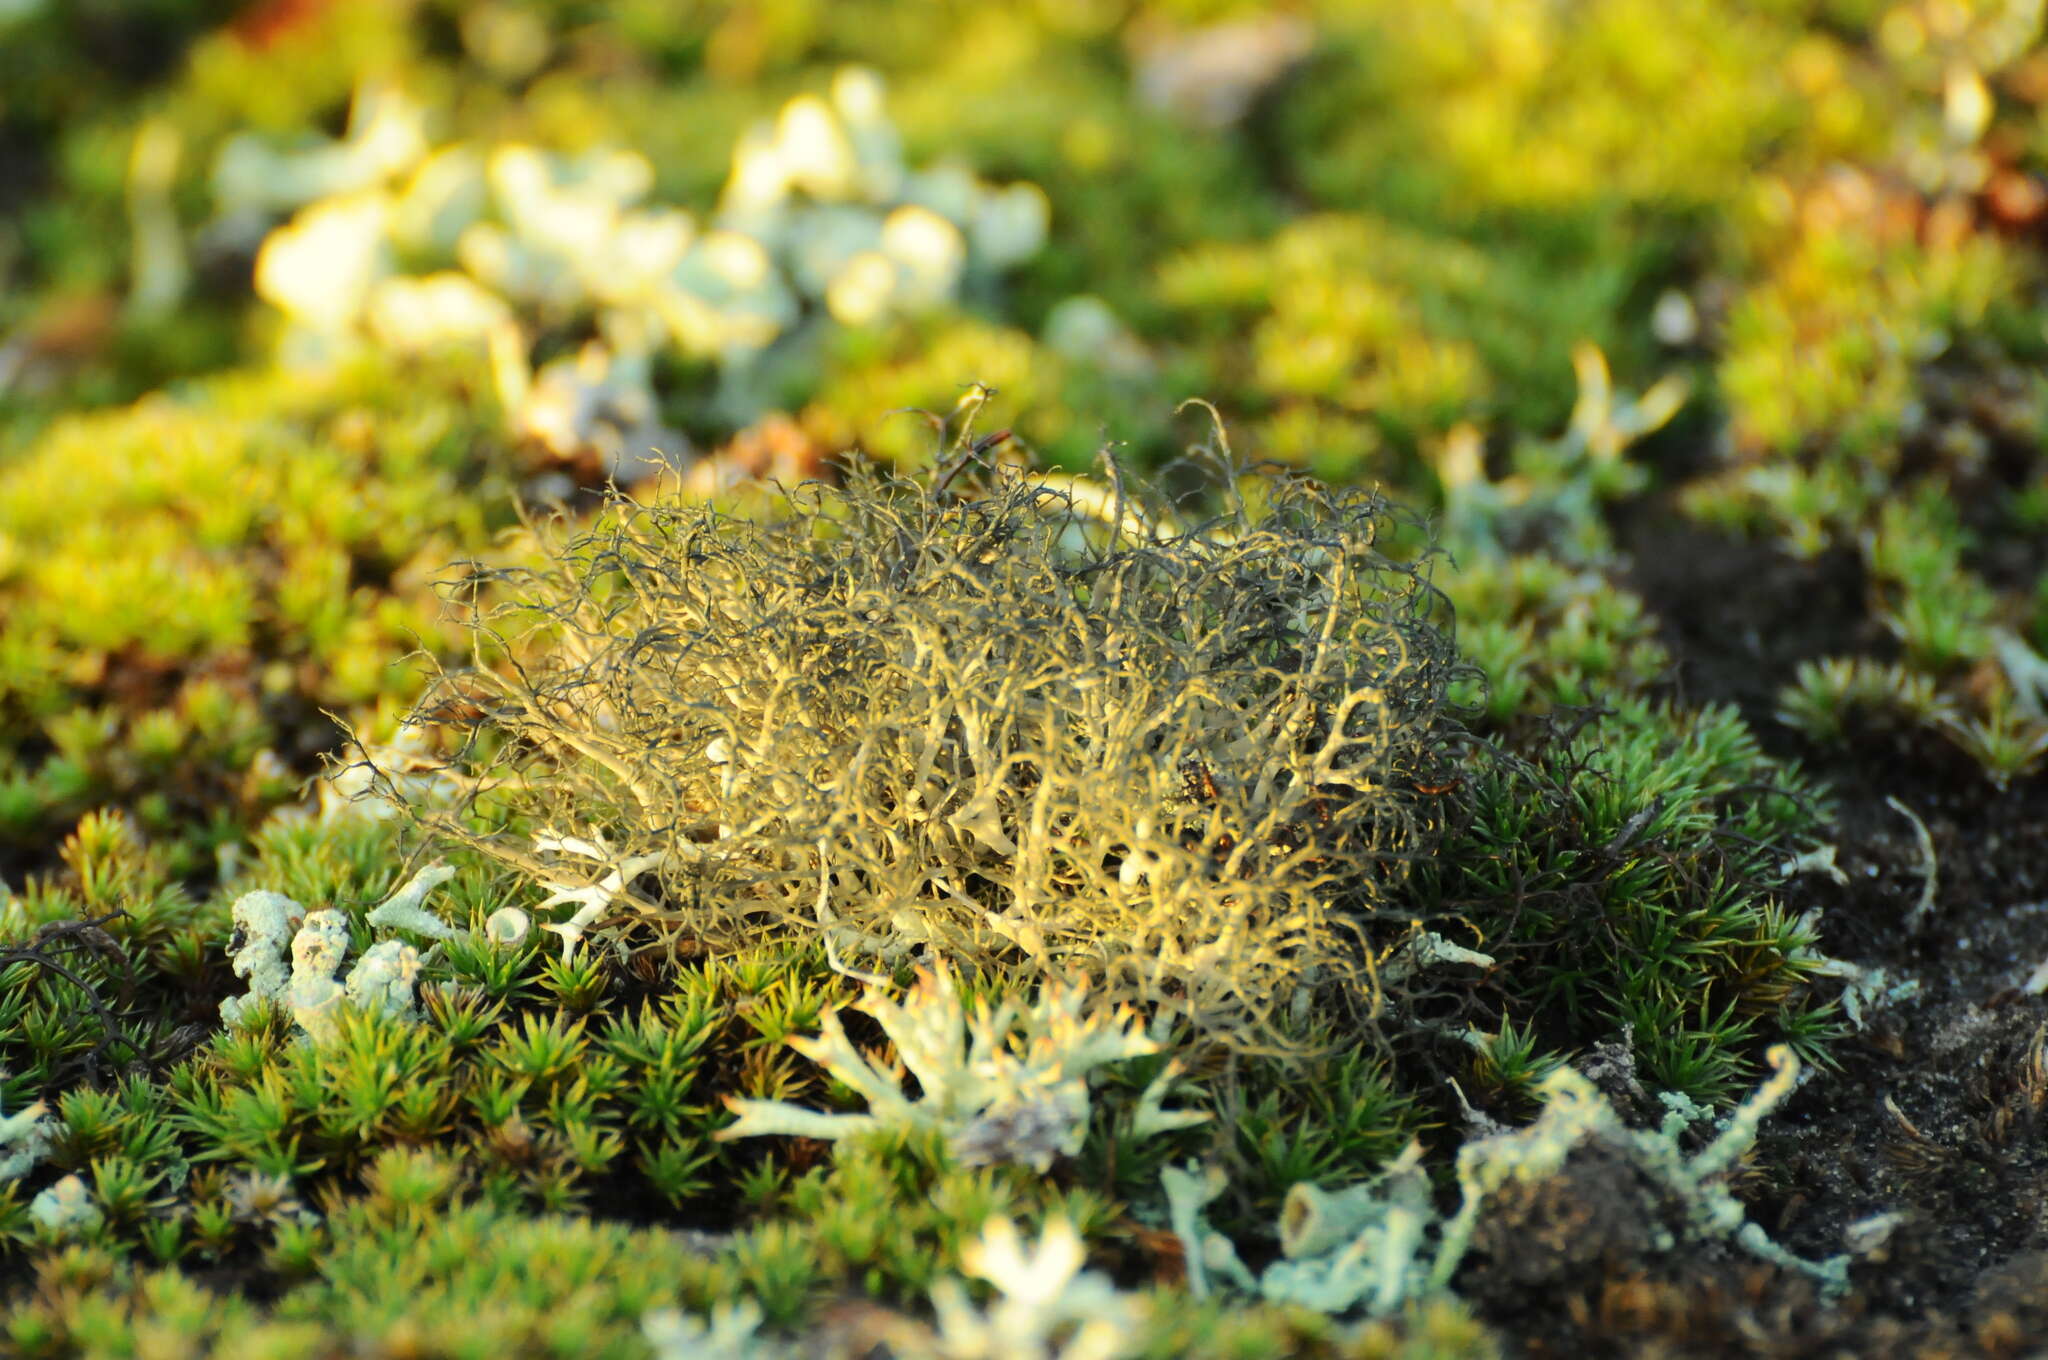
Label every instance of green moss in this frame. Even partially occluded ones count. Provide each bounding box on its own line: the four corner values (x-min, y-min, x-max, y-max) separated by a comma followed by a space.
1422, 700, 1838, 1104
0, 351, 521, 863
1441, 557, 1669, 727
1717, 205, 2026, 467
1284, 1, 1818, 217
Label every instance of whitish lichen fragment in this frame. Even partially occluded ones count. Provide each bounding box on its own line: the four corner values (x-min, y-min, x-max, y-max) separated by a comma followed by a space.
287, 910, 351, 1041
29, 1174, 101, 1237
485, 906, 530, 948
343, 938, 426, 1024
928, 1215, 1148, 1359
219, 889, 308, 1027
220, 889, 433, 1042
0, 1089, 51, 1182
363, 861, 460, 940
715, 962, 1203, 1171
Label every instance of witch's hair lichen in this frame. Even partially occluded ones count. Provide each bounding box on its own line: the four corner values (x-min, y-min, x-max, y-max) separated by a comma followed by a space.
409, 432, 1462, 1050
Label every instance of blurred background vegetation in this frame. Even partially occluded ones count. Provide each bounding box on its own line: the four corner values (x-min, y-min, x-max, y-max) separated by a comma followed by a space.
6, 0, 2047, 868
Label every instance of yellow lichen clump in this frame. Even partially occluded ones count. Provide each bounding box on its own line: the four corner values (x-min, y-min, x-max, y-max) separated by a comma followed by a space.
408, 448, 1462, 1050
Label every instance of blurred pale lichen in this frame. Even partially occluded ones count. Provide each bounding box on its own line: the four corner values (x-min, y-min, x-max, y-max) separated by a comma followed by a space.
28, 1173, 100, 1238
0, 1086, 52, 1183
226, 70, 1048, 466
1433, 342, 1687, 562
640, 1217, 1152, 1360
642, 1300, 788, 1360
925, 1214, 1149, 1359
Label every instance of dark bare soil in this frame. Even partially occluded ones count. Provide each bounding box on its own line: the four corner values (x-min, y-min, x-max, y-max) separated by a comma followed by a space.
1615, 497, 1883, 717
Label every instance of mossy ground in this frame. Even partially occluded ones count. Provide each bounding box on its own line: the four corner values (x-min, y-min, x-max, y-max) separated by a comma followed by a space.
4, 2, 2048, 1356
